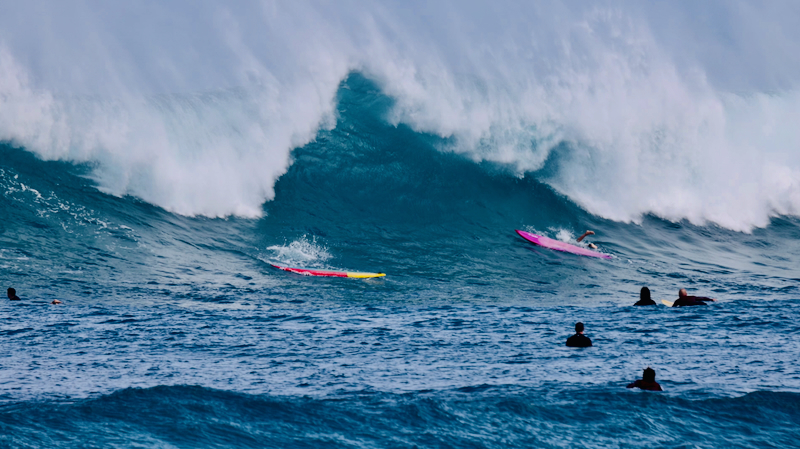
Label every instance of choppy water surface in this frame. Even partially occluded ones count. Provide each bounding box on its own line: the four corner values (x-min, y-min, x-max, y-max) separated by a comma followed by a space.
2, 298, 800, 447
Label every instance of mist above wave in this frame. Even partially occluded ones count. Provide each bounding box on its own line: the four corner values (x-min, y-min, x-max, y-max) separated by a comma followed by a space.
0, 1, 798, 230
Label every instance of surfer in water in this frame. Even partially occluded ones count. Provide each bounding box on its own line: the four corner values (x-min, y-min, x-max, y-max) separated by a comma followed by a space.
633, 287, 656, 306
566, 322, 592, 347
672, 288, 716, 307
576, 230, 598, 249
627, 367, 663, 391
7, 287, 21, 301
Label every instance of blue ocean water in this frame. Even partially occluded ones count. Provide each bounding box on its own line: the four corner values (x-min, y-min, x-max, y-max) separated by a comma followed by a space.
3, 3, 800, 447
2, 73, 800, 448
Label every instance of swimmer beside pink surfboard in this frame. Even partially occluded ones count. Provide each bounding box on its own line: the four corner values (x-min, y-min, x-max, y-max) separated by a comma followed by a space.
515, 229, 611, 259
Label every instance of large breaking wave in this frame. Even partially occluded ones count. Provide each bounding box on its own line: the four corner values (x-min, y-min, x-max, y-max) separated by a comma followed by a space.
1, 1, 799, 231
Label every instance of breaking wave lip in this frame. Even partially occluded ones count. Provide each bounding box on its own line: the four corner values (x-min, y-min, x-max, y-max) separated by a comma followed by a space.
0, 2, 799, 231
0, 46, 341, 218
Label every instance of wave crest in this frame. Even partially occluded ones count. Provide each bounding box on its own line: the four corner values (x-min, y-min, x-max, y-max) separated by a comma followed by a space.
1, 2, 799, 230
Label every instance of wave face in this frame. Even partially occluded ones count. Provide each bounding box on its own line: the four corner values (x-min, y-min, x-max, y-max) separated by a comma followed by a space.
3, 74, 799, 307
3, 2, 800, 447
2, 1, 800, 229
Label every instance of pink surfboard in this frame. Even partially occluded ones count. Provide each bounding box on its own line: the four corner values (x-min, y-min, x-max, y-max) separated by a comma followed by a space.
515, 229, 611, 259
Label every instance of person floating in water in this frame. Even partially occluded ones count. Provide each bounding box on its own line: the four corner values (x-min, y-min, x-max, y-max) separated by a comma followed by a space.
576, 230, 598, 249
50, 299, 62, 305
7, 287, 21, 301
566, 322, 592, 347
634, 286, 656, 306
672, 288, 716, 307
627, 367, 663, 391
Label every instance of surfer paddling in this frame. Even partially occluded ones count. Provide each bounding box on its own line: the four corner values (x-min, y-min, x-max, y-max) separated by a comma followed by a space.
627, 367, 663, 391
7, 287, 62, 304
576, 230, 598, 249
672, 288, 716, 307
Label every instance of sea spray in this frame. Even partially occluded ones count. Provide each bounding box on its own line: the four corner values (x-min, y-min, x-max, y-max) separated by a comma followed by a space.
1, 2, 799, 229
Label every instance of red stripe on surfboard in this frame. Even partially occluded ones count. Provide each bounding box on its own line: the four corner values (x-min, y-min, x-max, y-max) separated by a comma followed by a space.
271, 265, 349, 277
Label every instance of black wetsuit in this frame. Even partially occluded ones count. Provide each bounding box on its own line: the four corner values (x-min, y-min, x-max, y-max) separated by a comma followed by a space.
566, 333, 592, 347
626, 380, 663, 391
8, 295, 21, 301
633, 298, 656, 306
672, 296, 712, 307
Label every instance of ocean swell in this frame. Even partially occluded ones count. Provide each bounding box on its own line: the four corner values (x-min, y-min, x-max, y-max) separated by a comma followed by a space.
3, 386, 799, 448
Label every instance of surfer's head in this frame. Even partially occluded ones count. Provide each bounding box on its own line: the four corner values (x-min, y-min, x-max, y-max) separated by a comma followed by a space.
575, 322, 584, 333
6, 287, 14, 299
640, 287, 651, 302
678, 288, 688, 298
643, 367, 656, 382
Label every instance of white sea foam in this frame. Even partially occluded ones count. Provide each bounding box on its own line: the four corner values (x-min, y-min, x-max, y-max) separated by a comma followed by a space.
0, 1, 798, 231
265, 236, 332, 267
554, 229, 576, 244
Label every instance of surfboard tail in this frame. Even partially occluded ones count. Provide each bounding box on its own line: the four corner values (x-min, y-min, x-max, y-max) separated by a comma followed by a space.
346, 272, 386, 278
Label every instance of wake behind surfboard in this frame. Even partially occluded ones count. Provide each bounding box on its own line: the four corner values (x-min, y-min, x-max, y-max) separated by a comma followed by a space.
515, 229, 612, 259
271, 264, 385, 278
